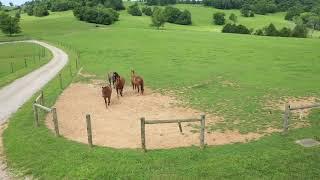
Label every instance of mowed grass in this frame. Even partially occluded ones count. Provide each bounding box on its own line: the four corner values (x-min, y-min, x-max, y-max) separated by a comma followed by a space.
0, 42, 52, 87
1, 5, 320, 179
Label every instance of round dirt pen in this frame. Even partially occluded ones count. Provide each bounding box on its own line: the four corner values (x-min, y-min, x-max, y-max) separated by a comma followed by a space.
46, 82, 264, 149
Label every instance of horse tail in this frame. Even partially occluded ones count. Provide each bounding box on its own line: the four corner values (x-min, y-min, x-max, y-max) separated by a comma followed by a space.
141, 79, 144, 94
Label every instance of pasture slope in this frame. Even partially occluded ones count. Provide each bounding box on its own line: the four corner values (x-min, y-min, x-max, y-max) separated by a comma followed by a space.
1, 4, 320, 179
0, 42, 52, 87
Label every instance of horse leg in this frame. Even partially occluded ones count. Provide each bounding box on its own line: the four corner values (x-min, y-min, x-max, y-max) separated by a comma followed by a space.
116, 88, 119, 98
120, 88, 123, 97
104, 97, 108, 108
108, 97, 111, 106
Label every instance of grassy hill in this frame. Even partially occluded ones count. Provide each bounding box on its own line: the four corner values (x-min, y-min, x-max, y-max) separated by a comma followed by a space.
1, 4, 320, 179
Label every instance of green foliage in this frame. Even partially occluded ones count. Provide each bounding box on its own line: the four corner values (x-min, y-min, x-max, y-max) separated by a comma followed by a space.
241, 4, 254, 17
291, 24, 308, 38
253, 0, 277, 15
73, 6, 119, 25
213, 12, 225, 25
202, 0, 243, 9
50, 0, 72, 12
142, 6, 153, 16
33, 4, 49, 17
229, 13, 237, 23
146, 0, 177, 6
278, 27, 292, 37
127, 3, 142, 16
222, 23, 250, 34
263, 23, 279, 36
285, 6, 303, 20
151, 7, 166, 29
163, 6, 192, 25
0, 12, 21, 36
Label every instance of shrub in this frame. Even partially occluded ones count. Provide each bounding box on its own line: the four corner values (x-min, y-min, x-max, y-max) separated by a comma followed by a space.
263, 23, 279, 36
151, 7, 166, 29
241, 4, 254, 17
222, 23, 250, 34
213, 12, 225, 25
291, 24, 308, 38
254, 29, 264, 35
33, 4, 49, 17
73, 6, 119, 25
127, 3, 142, 16
163, 6, 181, 23
278, 27, 292, 37
175, 10, 191, 25
142, 6, 153, 16
229, 13, 237, 23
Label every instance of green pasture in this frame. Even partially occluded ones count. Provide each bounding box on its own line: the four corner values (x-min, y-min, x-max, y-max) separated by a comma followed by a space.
1, 4, 320, 179
0, 42, 51, 87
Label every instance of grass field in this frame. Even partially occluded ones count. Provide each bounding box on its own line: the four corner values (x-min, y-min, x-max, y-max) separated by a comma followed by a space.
1, 4, 320, 179
0, 42, 52, 87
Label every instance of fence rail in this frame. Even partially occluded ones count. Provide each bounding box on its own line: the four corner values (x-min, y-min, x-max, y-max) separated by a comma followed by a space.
283, 103, 320, 133
140, 114, 206, 152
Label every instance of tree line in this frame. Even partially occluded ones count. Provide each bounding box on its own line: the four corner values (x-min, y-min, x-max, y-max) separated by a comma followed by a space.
0, 11, 21, 36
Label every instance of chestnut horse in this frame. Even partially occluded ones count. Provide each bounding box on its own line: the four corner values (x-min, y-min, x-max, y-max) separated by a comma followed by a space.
115, 75, 125, 97
102, 85, 112, 108
131, 70, 144, 95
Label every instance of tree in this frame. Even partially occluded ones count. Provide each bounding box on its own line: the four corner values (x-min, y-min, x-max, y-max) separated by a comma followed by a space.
306, 15, 320, 31
175, 9, 191, 25
263, 23, 279, 36
291, 24, 308, 38
222, 23, 250, 34
142, 6, 153, 16
278, 27, 292, 37
213, 12, 225, 25
241, 4, 254, 17
0, 1, 2, 7
285, 6, 303, 20
127, 3, 142, 16
229, 13, 237, 23
0, 13, 21, 36
9, 2, 13, 7
163, 6, 181, 23
151, 7, 166, 29
33, 4, 49, 17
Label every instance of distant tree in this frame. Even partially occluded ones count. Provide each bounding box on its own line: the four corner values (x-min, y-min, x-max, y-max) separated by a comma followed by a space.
263, 23, 279, 36
9, 2, 13, 7
254, 29, 264, 35
222, 23, 250, 34
278, 27, 292, 37
175, 9, 191, 25
0, 1, 2, 7
127, 3, 142, 16
33, 4, 49, 17
151, 7, 166, 29
229, 13, 237, 23
306, 15, 320, 31
142, 6, 153, 16
213, 12, 225, 25
73, 6, 119, 25
253, 0, 277, 15
311, 6, 320, 15
15, 10, 21, 20
163, 6, 181, 23
0, 13, 21, 36
241, 4, 254, 17
285, 6, 303, 20
51, 0, 71, 12
291, 24, 308, 38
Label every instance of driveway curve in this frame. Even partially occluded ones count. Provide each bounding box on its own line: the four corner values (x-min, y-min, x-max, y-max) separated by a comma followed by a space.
0, 40, 69, 123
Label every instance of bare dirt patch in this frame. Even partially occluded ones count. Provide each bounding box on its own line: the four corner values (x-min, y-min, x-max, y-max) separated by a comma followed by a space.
46, 82, 267, 149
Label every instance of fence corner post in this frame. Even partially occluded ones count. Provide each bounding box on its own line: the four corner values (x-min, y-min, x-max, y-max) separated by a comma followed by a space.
140, 117, 146, 152
41, 90, 44, 105
200, 114, 205, 149
86, 114, 93, 147
33, 101, 39, 127
52, 108, 60, 136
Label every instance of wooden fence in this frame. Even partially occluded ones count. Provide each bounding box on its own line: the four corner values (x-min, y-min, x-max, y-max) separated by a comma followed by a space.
283, 103, 320, 133
140, 114, 206, 152
33, 91, 59, 136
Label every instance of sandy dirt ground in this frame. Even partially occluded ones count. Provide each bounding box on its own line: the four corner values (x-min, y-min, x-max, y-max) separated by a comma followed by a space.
46, 82, 267, 149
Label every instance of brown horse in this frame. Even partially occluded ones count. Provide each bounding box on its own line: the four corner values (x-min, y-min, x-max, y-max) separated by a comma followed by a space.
131, 70, 144, 95
102, 85, 112, 108
115, 75, 125, 97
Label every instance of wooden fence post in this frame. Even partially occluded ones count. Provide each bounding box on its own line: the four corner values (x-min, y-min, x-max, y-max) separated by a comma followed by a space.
41, 90, 44, 105
140, 117, 146, 152
283, 104, 290, 133
59, 73, 63, 89
24, 58, 27, 68
178, 122, 183, 133
10, 62, 14, 73
86, 114, 93, 147
52, 108, 60, 136
200, 114, 205, 149
33, 102, 39, 127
